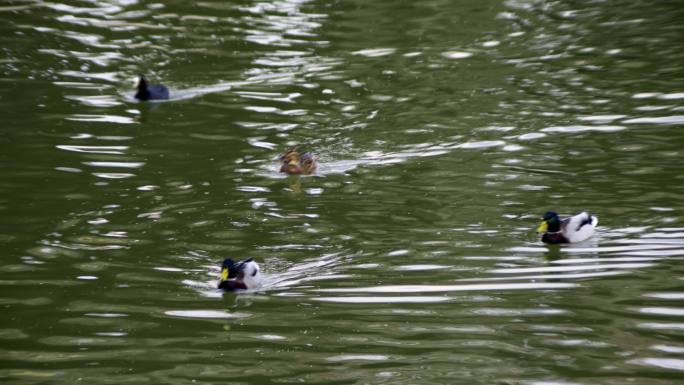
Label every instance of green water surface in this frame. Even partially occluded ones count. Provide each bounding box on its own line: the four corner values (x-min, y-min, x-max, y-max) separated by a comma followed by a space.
2, 0, 684, 384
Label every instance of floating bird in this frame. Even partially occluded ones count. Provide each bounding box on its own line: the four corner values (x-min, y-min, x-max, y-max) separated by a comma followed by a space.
134, 74, 169, 101
218, 258, 262, 291
537, 211, 598, 244
279, 147, 317, 175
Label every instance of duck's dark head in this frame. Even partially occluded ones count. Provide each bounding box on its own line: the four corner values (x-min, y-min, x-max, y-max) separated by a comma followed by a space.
134, 74, 150, 101
220, 258, 239, 281
538, 211, 561, 233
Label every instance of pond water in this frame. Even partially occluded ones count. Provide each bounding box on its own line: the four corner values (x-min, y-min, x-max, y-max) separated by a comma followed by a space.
2, 0, 684, 384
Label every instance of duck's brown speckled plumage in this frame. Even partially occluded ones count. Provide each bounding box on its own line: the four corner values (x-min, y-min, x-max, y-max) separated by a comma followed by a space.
279, 147, 317, 175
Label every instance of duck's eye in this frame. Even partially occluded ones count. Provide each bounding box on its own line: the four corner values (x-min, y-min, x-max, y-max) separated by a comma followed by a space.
251, 268, 258, 277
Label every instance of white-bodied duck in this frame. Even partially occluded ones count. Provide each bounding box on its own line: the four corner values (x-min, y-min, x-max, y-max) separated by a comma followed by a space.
537, 211, 598, 244
218, 258, 262, 291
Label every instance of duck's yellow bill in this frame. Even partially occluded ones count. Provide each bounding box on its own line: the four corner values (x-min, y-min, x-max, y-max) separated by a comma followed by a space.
537, 221, 548, 233
220, 268, 228, 281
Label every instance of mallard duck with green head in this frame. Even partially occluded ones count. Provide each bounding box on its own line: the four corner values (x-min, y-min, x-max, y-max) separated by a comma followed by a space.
218, 258, 262, 291
279, 147, 317, 175
537, 211, 598, 244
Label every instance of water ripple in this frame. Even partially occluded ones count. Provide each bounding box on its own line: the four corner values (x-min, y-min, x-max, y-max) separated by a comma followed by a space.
164, 310, 250, 319
623, 115, 684, 125
65, 114, 136, 124
56, 145, 128, 154
315, 282, 577, 294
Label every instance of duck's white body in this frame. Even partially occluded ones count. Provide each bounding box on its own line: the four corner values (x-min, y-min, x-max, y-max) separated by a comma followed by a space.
562, 212, 598, 243
239, 260, 263, 290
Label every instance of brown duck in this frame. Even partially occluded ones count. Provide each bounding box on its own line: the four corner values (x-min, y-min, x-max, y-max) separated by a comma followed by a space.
279, 147, 317, 175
